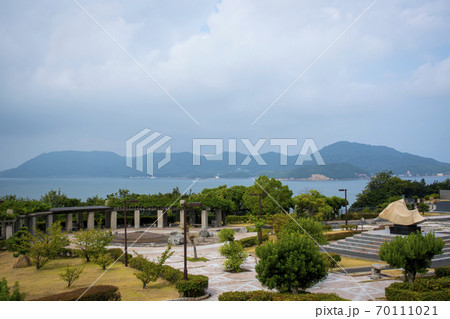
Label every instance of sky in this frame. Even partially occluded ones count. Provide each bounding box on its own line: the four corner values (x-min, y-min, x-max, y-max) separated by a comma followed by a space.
0, 0, 450, 171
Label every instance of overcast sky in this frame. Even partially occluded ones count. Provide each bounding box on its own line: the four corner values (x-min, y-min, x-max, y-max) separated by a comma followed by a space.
0, 0, 449, 170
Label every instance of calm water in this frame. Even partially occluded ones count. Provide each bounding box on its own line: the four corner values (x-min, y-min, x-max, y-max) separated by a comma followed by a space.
0, 176, 447, 205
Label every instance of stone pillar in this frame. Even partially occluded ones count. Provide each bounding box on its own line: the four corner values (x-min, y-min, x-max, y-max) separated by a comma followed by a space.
5, 223, 13, 239
29, 216, 37, 236
1, 222, 6, 239
46, 214, 53, 232
105, 211, 111, 228
77, 212, 84, 229
201, 210, 208, 229
87, 211, 95, 230
180, 208, 185, 228
134, 210, 140, 229
215, 208, 222, 227
110, 211, 117, 230
157, 209, 164, 228
66, 213, 73, 233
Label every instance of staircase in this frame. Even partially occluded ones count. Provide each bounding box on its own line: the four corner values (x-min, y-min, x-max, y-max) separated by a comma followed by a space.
321, 231, 450, 268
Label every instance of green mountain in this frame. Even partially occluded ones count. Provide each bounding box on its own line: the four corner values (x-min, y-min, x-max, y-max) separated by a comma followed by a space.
0, 142, 449, 179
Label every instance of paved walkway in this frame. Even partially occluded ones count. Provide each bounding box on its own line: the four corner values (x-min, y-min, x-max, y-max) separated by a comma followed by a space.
110, 229, 399, 301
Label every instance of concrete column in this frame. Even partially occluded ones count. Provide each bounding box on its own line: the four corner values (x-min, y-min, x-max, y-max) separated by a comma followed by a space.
46, 214, 53, 232
157, 209, 164, 228
134, 210, 140, 229
105, 211, 111, 228
189, 210, 196, 225
1, 222, 6, 239
110, 211, 117, 230
87, 212, 95, 230
29, 216, 37, 236
77, 212, 84, 229
5, 223, 13, 239
66, 213, 73, 233
201, 210, 208, 229
215, 209, 222, 227
180, 208, 185, 228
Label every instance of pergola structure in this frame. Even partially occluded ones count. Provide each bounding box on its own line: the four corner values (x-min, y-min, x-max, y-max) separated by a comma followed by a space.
0, 205, 223, 239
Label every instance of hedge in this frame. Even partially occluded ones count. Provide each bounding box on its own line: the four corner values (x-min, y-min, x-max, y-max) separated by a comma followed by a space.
322, 252, 342, 268
435, 266, 450, 278
218, 290, 348, 301
385, 277, 450, 301
236, 232, 269, 248
32, 285, 121, 301
225, 215, 249, 224
326, 230, 366, 241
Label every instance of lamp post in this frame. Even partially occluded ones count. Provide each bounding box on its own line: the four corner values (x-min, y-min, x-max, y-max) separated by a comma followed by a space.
250, 193, 263, 245
123, 199, 138, 267
339, 189, 348, 226
180, 200, 202, 280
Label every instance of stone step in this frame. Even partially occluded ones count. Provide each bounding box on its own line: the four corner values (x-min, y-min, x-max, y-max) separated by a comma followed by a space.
329, 242, 379, 253
342, 237, 387, 246
321, 245, 380, 261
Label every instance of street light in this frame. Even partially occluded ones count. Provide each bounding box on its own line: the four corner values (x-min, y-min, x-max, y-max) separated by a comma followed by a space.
123, 199, 138, 267
250, 193, 263, 245
339, 189, 348, 226
180, 200, 202, 280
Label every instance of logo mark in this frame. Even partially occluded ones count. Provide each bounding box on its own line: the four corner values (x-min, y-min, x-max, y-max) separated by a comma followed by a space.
126, 129, 172, 176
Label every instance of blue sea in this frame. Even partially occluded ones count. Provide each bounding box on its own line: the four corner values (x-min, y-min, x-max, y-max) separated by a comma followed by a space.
0, 176, 447, 205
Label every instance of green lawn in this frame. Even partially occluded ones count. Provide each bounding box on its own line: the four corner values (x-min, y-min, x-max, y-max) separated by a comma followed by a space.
0, 251, 179, 301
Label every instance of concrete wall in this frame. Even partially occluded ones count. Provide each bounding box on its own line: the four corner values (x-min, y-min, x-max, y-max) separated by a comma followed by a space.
440, 190, 450, 200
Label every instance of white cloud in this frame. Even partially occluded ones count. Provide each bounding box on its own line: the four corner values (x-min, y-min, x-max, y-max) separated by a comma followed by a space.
407, 55, 450, 96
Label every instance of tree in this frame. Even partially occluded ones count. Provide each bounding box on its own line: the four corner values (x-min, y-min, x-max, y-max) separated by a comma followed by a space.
243, 176, 293, 216
0, 277, 25, 301
74, 228, 114, 262
255, 234, 328, 293
94, 253, 114, 270
293, 190, 333, 221
5, 226, 32, 257
134, 246, 174, 288
29, 222, 69, 270
219, 241, 247, 272
277, 217, 327, 245
41, 189, 81, 207
417, 202, 430, 214
188, 232, 198, 260
379, 231, 444, 283
59, 265, 84, 287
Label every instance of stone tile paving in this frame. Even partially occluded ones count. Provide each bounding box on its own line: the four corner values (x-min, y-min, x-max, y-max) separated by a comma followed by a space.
111, 229, 399, 301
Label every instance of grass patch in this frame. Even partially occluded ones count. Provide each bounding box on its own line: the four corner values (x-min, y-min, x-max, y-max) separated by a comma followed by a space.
0, 251, 179, 301
187, 257, 208, 262
332, 256, 385, 269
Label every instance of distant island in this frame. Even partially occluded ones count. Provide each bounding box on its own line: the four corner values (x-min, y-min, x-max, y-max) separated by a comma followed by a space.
1, 141, 450, 179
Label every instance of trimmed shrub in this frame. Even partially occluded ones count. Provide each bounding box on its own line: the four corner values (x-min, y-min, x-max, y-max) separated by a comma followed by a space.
218, 290, 348, 301
218, 228, 235, 242
340, 224, 357, 230
255, 234, 328, 293
219, 241, 247, 272
322, 252, 342, 268
435, 266, 450, 278
175, 275, 209, 298
32, 285, 121, 301
323, 225, 332, 231
225, 215, 249, 224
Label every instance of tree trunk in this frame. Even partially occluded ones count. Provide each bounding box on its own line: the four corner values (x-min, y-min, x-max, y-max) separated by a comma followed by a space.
193, 240, 198, 260
143, 282, 146, 289
406, 270, 415, 284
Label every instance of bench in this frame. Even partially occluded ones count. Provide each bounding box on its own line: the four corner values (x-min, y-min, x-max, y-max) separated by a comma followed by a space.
370, 264, 387, 280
